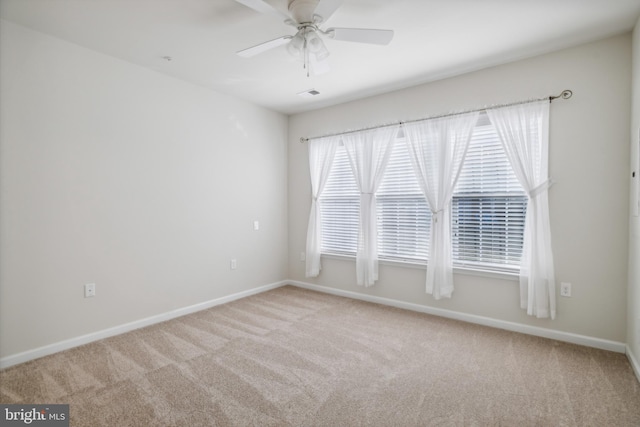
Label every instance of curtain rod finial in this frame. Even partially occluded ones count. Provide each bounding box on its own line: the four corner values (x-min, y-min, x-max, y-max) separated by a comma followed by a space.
300, 137, 308, 143
550, 89, 572, 101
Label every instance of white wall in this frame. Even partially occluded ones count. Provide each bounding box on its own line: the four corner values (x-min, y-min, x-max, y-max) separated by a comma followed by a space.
628, 16, 640, 372
0, 20, 288, 359
289, 34, 632, 343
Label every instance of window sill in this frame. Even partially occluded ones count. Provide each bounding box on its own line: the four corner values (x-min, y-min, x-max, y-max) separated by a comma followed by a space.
320, 253, 519, 281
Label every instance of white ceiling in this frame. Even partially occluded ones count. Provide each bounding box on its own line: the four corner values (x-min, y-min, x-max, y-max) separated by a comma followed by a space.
2, 0, 640, 115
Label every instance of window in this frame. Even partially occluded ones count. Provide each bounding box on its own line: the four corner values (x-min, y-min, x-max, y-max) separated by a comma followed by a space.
318, 113, 526, 273
452, 116, 526, 271
376, 139, 431, 262
320, 147, 359, 256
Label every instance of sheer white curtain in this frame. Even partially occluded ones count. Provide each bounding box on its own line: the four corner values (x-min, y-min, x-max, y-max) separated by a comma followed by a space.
487, 100, 556, 319
403, 112, 479, 299
305, 135, 340, 277
342, 125, 399, 286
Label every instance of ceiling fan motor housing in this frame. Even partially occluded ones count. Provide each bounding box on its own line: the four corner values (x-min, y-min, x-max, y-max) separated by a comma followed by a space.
288, 0, 321, 23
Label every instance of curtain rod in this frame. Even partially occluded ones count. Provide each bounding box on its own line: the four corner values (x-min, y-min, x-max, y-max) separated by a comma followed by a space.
299, 89, 573, 143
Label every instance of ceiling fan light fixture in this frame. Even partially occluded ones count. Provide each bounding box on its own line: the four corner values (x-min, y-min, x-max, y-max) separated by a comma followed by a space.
314, 45, 330, 61
287, 27, 330, 67
305, 31, 322, 52
306, 30, 330, 60
287, 32, 305, 59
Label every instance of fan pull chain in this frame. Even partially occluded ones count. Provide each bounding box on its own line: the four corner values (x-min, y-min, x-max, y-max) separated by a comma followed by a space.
303, 30, 309, 77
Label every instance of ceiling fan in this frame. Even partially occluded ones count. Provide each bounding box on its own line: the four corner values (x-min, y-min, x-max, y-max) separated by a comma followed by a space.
233, 0, 394, 76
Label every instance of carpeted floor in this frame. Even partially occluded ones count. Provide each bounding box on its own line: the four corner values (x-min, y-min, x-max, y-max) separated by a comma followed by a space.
1, 285, 639, 426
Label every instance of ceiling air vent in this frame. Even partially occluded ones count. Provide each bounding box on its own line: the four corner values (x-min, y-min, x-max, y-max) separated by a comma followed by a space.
297, 89, 320, 98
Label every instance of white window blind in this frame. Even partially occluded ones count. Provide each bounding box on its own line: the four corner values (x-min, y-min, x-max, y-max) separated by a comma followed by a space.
320, 145, 359, 255
377, 139, 431, 262
453, 117, 526, 271
318, 114, 527, 272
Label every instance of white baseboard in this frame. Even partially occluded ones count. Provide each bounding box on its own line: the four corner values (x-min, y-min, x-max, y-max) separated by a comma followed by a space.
0, 280, 288, 369
287, 280, 627, 354
627, 345, 640, 384
1, 279, 630, 370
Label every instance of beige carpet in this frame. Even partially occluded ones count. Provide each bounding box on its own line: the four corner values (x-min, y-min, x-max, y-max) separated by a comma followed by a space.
1, 285, 639, 426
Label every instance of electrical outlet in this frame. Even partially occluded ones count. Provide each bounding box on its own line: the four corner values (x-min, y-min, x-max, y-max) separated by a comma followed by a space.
253, 220, 260, 231
230, 259, 237, 270
560, 282, 571, 297
84, 283, 96, 298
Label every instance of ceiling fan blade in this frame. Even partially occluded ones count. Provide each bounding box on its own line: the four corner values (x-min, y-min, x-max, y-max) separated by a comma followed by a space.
313, 0, 343, 23
237, 36, 292, 58
233, 0, 289, 21
328, 28, 394, 45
